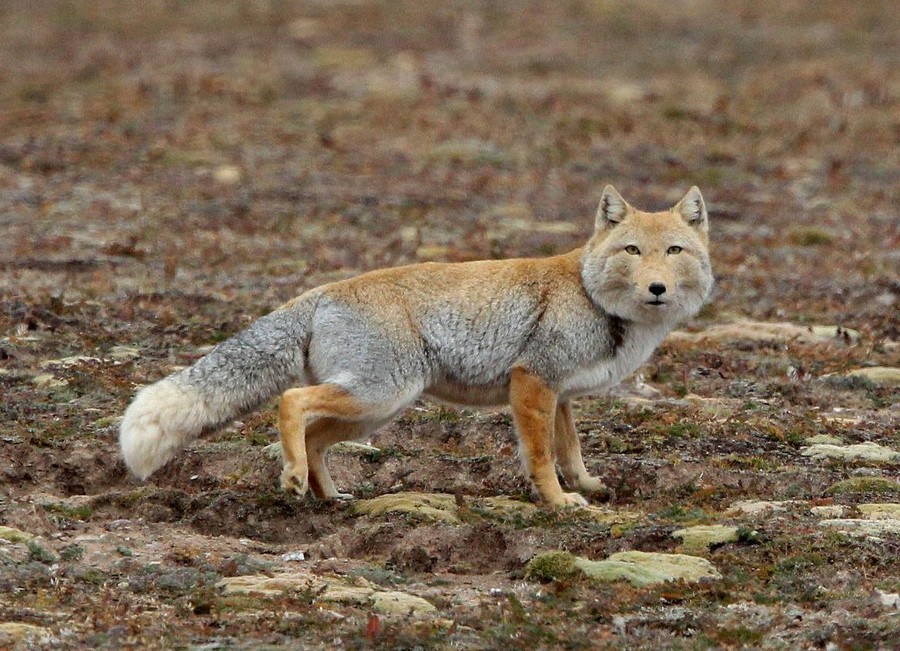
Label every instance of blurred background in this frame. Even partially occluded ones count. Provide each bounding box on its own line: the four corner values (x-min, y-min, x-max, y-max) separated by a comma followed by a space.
1, 0, 897, 338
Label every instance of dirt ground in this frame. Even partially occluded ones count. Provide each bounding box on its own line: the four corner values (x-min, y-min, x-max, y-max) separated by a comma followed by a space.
1, 1, 898, 649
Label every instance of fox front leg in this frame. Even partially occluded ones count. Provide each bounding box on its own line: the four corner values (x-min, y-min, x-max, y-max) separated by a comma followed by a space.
509, 367, 588, 508
554, 401, 608, 497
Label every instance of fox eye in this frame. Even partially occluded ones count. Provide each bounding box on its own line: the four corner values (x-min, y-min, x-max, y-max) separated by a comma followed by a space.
667, 245, 683, 255
624, 245, 640, 255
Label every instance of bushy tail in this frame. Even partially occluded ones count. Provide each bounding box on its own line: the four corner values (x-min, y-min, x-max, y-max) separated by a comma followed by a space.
120, 296, 316, 479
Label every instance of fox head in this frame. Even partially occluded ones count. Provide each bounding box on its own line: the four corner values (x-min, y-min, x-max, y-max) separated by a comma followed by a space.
581, 185, 713, 326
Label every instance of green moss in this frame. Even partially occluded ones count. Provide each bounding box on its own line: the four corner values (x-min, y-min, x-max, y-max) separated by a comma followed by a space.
42, 502, 93, 521
789, 228, 834, 247
27, 540, 57, 564
826, 477, 900, 497
59, 543, 85, 561
524, 551, 579, 582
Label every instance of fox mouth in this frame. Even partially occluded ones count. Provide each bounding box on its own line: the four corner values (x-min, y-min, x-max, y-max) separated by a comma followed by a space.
646, 299, 666, 306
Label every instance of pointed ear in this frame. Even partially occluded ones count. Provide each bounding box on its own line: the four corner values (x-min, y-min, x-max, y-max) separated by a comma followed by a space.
673, 186, 708, 232
595, 185, 631, 231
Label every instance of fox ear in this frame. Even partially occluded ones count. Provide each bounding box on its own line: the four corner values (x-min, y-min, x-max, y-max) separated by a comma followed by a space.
595, 185, 631, 231
673, 186, 708, 232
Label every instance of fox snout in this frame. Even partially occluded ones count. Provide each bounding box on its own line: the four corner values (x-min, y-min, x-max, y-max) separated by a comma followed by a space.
648, 282, 667, 296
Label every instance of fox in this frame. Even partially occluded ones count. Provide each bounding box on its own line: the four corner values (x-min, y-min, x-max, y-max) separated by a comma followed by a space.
120, 185, 712, 507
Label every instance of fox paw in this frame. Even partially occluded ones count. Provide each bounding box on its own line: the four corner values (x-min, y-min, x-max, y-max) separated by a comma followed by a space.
549, 491, 589, 508
577, 476, 609, 497
280, 465, 309, 497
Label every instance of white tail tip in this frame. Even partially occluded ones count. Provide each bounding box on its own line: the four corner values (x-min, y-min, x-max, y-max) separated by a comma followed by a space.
119, 380, 208, 479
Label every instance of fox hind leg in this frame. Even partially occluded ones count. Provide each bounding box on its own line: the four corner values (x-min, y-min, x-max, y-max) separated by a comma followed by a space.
554, 401, 607, 496
304, 418, 373, 500
278, 384, 366, 497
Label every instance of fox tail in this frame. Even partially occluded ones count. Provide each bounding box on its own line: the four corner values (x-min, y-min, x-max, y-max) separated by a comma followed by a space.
119, 297, 315, 479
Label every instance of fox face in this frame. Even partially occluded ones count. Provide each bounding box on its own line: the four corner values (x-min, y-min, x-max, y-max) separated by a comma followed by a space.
581, 186, 713, 326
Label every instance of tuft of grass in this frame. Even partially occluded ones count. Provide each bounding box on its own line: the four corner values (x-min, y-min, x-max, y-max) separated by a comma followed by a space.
27, 540, 57, 564
42, 502, 93, 521
59, 543, 85, 561
789, 227, 835, 246
524, 551, 579, 582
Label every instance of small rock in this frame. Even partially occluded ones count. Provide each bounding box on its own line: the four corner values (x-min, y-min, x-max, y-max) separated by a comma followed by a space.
31, 373, 68, 388
281, 551, 306, 562
331, 441, 382, 455
876, 589, 900, 608
576, 551, 721, 587
263, 442, 283, 459
108, 345, 141, 361
476, 496, 537, 516
819, 519, 900, 538
725, 500, 794, 516
370, 591, 437, 616
671, 525, 740, 553
218, 572, 319, 597
352, 492, 461, 524
41, 355, 101, 368
0, 525, 34, 543
0, 622, 52, 644
826, 476, 900, 495
858, 503, 900, 520
213, 165, 242, 184
843, 367, 900, 387
670, 321, 860, 346
804, 434, 845, 446
810, 505, 848, 518
801, 442, 900, 463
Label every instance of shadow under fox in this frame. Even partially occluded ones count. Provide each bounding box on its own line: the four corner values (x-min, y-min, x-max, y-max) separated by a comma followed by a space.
120, 185, 713, 507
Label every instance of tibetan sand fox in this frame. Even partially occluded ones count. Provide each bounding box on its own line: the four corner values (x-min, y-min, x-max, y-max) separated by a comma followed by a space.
120, 185, 713, 507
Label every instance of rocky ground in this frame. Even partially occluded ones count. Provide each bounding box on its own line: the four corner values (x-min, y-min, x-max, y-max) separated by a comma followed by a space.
1, 1, 898, 649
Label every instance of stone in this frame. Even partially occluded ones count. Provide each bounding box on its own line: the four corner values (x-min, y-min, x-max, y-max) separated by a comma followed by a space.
0, 525, 34, 543
351, 492, 460, 524
858, 503, 900, 520
725, 500, 794, 516
370, 590, 438, 616
672, 525, 740, 552
801, 442, 900, 463
331, 441, 382, 455
108, 345, 141, 361
810, 505, 848, 518
218, 572, 435, 616
669, 321, 860, 346
212, 165, 241, 184
576, 551, 721, 587
804, 434, 845, 446
819, 519, 900, 538
0, 622, 51, 644
31, 373, 68, 388
843, 367, 900, 387
476, 496, 537, 516
826, 477, 900, 495
217, 572, 319, 598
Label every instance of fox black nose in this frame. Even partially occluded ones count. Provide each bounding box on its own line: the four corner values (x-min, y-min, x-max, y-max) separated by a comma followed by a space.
648, 282, 667, 296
